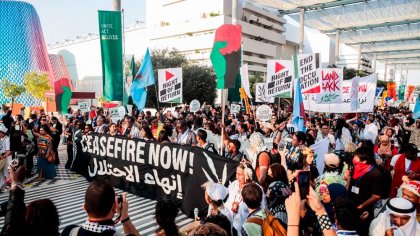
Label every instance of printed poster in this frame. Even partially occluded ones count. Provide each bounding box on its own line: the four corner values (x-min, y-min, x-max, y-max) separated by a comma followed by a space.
158, 68, 183, 103
255, 83, 275, 103
296, 53, 321, 94
266, 60, 293, 98
316, 68, 343, 104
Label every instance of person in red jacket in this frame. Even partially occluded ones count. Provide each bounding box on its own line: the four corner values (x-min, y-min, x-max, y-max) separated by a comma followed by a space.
390, 143, 420, 198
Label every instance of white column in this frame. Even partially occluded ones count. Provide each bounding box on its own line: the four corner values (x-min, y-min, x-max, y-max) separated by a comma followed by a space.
384, 59, 388, 81
335, 30, 340, 65
112, 0, 121, 11
357, 44, 362, 70
393, 64, 397, 81
299, 8, 305, 54
373, 53, 377, 73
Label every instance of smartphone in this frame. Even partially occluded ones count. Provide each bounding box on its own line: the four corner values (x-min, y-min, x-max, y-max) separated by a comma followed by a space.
297, 171, 311, 199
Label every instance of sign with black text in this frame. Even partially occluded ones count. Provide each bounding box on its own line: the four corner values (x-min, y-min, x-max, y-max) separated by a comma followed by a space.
158, 68, 183, 103
296, 54, 321, 94
266, 60, 293, 98
82, 134, 237, 217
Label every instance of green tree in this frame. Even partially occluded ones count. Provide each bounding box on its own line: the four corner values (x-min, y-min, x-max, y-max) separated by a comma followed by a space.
248, 72, 264, 98
0, 78, 26, 105
143, 48, 217, 108
23, 72, 52, 101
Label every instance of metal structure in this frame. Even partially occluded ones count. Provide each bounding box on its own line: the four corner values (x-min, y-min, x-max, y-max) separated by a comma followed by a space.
252, 0, 420, 71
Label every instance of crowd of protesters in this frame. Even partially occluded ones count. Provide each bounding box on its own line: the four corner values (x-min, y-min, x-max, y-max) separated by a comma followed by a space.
0, 102, 419, 236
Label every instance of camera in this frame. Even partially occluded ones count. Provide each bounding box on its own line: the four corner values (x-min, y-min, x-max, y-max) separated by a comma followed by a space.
334, 150, 354, 169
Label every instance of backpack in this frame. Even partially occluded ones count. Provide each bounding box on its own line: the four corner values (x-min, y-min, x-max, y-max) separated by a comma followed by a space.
246, 209, 287, 236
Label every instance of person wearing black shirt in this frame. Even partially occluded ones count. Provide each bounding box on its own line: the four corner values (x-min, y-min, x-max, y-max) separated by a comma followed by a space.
50, 117, 63, 166
349, 147, 382, 236
1, 109, 13, 132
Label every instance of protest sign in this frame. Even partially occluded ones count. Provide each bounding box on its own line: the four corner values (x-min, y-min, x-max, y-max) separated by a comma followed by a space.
255, 83, 274, 103
110, 107, 120, 120
118, 106, 126, 119
256, 105, 272, 122
158, 68, 182, 103
407, 85, 415, 102
240, 64, 252, 98
316, 68, 343, 104
82, 134, 237, 217
303, 74, 377, 113
310, 138, 329, 174
189, 100, 200, 113
78, 102, 89, 113
266, 60, 293, 98
231, 104, 241, 114
350, 76, 360, 111
296, 54, 321, 94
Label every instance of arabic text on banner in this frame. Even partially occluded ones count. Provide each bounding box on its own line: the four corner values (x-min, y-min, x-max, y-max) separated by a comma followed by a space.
82, 134, 237, 217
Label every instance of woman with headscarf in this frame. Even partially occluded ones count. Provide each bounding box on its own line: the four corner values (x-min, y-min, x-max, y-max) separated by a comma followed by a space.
35, 125, 56, 180
369, 198, 419, 236
248, 133, 270, 189
225, 162, 265, 235
374, 135, 398, 170
266, 181, 292, 228
321, 183, 348, 224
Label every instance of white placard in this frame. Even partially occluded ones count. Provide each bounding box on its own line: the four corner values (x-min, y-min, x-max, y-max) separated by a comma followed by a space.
158, 68, 182, 103
256, 83, 275, 103
240, 64, 252, 98
350, 76, 360, 111
110, 107, 120, 120
256, 105, 272, 122
118, 106, 126, 119
231, 104, 241, 114
316, 68, 343, 104
296, 53, 321, 94
190, 99, 200, 113
78, 102, 89, 113
266, 60, 293, 98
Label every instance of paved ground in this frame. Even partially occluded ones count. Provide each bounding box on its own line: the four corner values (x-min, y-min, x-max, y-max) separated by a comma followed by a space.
0, 145, 193, 235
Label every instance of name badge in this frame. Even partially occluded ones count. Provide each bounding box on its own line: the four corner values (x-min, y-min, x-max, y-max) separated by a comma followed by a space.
351, 186, 360, 194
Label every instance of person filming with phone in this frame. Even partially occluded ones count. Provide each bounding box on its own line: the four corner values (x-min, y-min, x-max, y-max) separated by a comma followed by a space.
61, 180, 140, 236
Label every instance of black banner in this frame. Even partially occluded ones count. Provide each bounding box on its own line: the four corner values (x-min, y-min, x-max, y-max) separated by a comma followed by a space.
82, 134, 238, 217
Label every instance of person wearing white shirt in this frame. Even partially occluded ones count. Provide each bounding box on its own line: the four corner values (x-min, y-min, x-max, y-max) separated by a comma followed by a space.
316, 123, 336, 151
363, 116, 378, 145
335, 119, 352, 151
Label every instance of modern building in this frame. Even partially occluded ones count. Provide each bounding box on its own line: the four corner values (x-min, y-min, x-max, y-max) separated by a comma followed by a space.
48, 0, 289, 101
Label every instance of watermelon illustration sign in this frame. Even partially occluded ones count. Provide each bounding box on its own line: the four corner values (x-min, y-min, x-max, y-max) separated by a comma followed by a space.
266, 60, 293, 98
297, 54, 321, 94
316, 68, 343, 104
158, 68, 182, 103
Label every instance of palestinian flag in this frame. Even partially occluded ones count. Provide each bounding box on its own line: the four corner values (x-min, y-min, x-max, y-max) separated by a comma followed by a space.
210, 24, 242, 89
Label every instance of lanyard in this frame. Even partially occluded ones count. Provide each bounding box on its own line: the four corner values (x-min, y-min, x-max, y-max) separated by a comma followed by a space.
405, 160, 412, 173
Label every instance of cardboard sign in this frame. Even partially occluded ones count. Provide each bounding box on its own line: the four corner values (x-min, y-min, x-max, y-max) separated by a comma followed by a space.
256, 105, 272, 122
255, 83, 274, 103
158, 68, 182, 103
78, 102, 89, 113
297, 54, 321, 94
266, 60, 293, 98
231, 104, 241, 114
118, 106, 126, 119
190, 100, 200, 113
316, 68, 343, 104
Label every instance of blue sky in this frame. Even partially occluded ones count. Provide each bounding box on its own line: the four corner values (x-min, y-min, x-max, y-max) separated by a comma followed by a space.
23, 0, 146, 44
